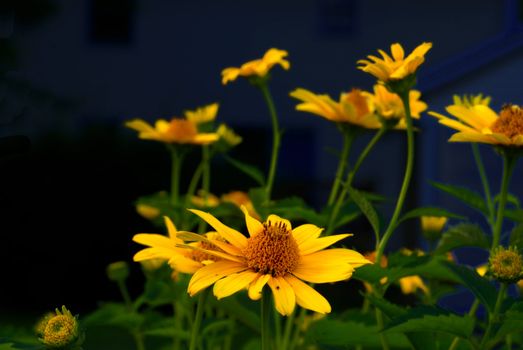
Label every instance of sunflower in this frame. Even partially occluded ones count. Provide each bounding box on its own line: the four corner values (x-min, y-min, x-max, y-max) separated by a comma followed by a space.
133, 216, 222, 274
367, 84, 426, 128
357, 42, 432, 82
183, 207, 370, 315
125, 118, 219, 145
184, 103, 219, 125
429, 101, 523, 147
289, 88, 381, 129
221, 48, 290, 85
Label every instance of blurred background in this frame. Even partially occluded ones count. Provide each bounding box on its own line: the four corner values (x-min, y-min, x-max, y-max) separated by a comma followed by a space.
1, 0, 523, 321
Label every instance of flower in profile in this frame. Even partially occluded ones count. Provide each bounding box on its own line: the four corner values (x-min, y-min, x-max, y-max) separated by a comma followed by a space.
488, 246, 523, 283
222, 48, 290, 85
186, 207, 370, 315
357, 42, 432, 82
191, 190, 220, 208
136, 204, 161, 220
429, 100, 523, 147
125, 118, 219, 145
221, 191, 260, 220
133, 216, 223, 274
289, 88, 381, 129
420, 216, 447, 241
398, 276, 429, 295
217, 124, 242, 147
368, 84, 427, 128
38, 306, 82, 349
184, 103, 219, 125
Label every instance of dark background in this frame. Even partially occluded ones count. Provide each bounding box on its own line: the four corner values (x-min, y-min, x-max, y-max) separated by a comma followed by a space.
1, 0, 523, 319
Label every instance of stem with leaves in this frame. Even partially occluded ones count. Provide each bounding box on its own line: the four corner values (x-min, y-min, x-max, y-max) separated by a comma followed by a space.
327, 127, 355, 206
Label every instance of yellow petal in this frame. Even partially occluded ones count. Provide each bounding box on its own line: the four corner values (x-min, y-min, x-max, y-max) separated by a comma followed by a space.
292, 224, 323, 246
248, 274, 271, 300
268, 276, 296, 316
299, 234, 352, 255
221, 67, 240, 85
133, 234, 174, 250
168, 255, 202, 274
125, 119, 155, 133
188, 260, 247, 296
189, 209, 248, 249
193, 133, 220, 145
163, 216, 178, 240
208, 239, 243, 257
448, 131, 497, 144
133, 247, 174, 261
284, 275, 331, 314
266, 214, 292, 231
213, 270, 259, 299
390, 43, 404, 61
241, 205, 264, 237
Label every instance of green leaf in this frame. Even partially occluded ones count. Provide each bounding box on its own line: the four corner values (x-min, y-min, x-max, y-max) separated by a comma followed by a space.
442, 261, 498, 312
222, 155, 265, 186
491, 302, 523, 345
510, 224, 523, 250
384, 306, 474, 340
435, 223, 490, 254
143, 328, 190, 339
305, 319, 410, 348
398, 206, 465, 225
347, 186, 380, 239
505, 209, 523, 223
352, 264, 388, 284
208, 295, 260, 333
386, 254, 461, 284
83, 303, 144, 329
430, 181, 488, 215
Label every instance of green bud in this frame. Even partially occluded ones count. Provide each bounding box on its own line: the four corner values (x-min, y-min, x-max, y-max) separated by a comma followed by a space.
106, 261, 130, 282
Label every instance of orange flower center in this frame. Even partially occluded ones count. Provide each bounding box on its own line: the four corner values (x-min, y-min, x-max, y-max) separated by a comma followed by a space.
491, 104, 523, 139
344, 89, 370, 117
243, 221, 300, 277
167, 119, 198, 142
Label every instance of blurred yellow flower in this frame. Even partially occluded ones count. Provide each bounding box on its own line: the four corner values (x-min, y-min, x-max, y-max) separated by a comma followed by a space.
357, 42, 432, 82
222, 48, 290, 85
136, 204, 160, 220
290, 88, 381, 129
133, 216, 222, 274
126, 118, 219, 145
429, 102, 523, 147
184, 103, 219, 125
39, 306, 80, 349
217, 124, 243, 147
420, 216, 448, 232
186, 207, 370, 315
368, 84, 426, 128
398, 275, 429, 295
476, 264, 488, 277
191, 190, 220, 208
221, 191, 260, 220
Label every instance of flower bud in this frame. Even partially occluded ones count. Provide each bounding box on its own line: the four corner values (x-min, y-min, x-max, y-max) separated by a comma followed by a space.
39, 306, 81, 349
106, 261, 130, 282
488, 246, 523, 284
420, 216, 447, 241
136, 204, 160, 220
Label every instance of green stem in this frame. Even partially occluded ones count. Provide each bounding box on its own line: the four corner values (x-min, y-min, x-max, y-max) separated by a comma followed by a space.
448, 299, 480, 350
289, 308, 307, 350
375, 308, 390, 350
491, 152, 516, 249
261, 288, 272, 350
189, 289, 209, 350
273, 308, 282, 350
327, 127, 354, 206
472, 144, 495, 229
117, 280, 146, 350
169, 146, 184, 206
326, 126, 387, 235
480, 283, 507, 349
186, 163, 203, 202
281, 308, 296, 350
198, 145, 211, 233
375, 91, 415, 264
172, 302, 182, 350
259, 83, 281, 203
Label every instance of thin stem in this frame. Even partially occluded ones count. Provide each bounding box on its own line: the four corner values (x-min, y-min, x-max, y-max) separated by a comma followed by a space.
117, 280, 146, 350
472, 144, 495, 229
186, 163, 204, 202
281, 308, 296, 350
169, 146, 184, 206
261, 288, 272, 350
172, 302, 182, 350
198, 145, 211, 233
326, 126, 387, 235
448, 299, 480, 350
375, 91, 415, 264
289, 307, 307, 350
273, 308, 282, 350
189, 289, 209, 350
259, 83, 281, 203
480, 283, 507, 349
375, 308, 390, 350
491, 152, 516, 249
327, 128, 354, 206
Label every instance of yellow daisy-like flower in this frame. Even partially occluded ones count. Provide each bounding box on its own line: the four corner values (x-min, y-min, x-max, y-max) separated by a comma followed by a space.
368, 84, 427, 128
217, 124, 243, 147
290, 88, 381, 129
357, 42, 432, 82
221, 48, 290, 85
398, 275, 429, 295
420, 216, 448, 233
125, 118, 219, 145
221, 191, 260, 220
185, 207, 371, 315
133, 217, 222, 274
136, 204, 161, 220
429, 102, 523, 147
184, 103, 219, 125
191, 190, 220, 208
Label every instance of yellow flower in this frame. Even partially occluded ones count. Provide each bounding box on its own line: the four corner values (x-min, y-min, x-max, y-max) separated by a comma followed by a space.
488, 246, 523, 283
217, 124, 243, 147
357, 42, 432, 82
420, 216, 447, 241
221, 191, 260, 220
398, 275, 429, 295
136, 204, 161, 220
133, 216, 222, 274
185, 207, 371, 315
476, 264, 488, 277
368, 84, 427, 128
429, 102, 523, 147
290, 88, 381, 129
191, 190, 220, 208
452, 94, 491, 108
221, 48, 290, 85
126, 118, 219, 145
184, 103, 219, 124
39, 306, 80, 349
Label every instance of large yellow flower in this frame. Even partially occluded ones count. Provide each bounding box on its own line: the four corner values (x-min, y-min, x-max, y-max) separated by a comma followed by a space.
290, 88, 381, 129
126, 118, 219, 145
367, 84, 426, 128
429, 101, 523, 147
185, 207, 370, 315
221, 48, 290, 85
184, 103, 219, 125
133, 217, 221, 274
357, 42, 432, 82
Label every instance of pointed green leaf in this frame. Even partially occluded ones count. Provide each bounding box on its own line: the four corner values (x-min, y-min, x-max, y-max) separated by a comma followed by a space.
505, 209, 523, 223
398, 206, 465, 225
510, 224, 523, 251
442, 261, 498, 312
222, 155, 265, 186
347, 185, 380, 239
352, 264, 388, 284
435, 223, 490, 254
430, 181, 488, 215
491, 302, 523, 345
